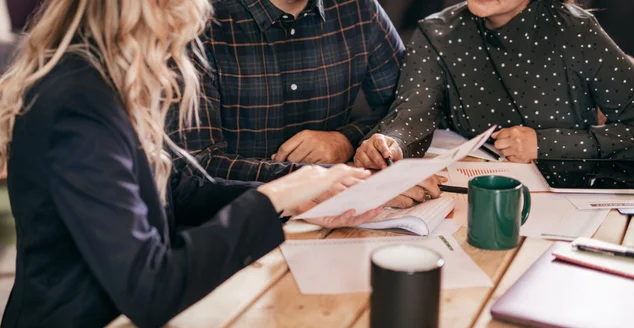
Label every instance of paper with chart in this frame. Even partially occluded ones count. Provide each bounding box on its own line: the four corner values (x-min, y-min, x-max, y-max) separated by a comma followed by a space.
294, 126, 496, 219
280, 235, 492, 294
520, 194, 610, 241
357, 195, 455, 235
566, 194, 634, 210
428, 129, 503, 161
447, 162, 550, 192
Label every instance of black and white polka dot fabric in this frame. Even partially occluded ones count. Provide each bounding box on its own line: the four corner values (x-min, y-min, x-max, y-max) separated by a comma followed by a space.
375, 0, 634, 159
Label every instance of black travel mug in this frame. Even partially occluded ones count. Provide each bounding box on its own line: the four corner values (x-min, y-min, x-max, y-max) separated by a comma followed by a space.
370, 244, 443, 328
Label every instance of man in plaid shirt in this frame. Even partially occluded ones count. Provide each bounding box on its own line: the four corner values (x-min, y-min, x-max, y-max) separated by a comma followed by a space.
170, 0, 404, 183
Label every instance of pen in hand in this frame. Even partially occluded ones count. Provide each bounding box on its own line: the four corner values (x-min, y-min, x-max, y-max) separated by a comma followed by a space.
385, 157, 394, 167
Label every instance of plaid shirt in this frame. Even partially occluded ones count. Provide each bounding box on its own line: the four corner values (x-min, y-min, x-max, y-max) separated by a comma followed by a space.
169, 0, 404, 182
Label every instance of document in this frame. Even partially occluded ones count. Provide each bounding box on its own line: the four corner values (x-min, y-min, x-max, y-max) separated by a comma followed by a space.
280, 235, 493, 294
428, 129, 503, 161
566, 194, 634, 210
294, 126, 496, 219
520, 194, 610, 241
447, 162, 550, 192
357, 195, 454, 235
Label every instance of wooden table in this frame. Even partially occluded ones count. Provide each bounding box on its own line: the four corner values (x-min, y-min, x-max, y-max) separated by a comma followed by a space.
107, 209, 631, 328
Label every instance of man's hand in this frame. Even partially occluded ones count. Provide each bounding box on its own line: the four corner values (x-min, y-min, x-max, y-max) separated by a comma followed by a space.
354, 134, 404, 169
492, 126, 538, 163
272, 130, 354, 164
383, 175, 446, 208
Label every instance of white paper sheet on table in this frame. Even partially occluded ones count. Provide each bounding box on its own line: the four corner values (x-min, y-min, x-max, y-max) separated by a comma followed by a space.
432, 219, 461, 236
428, 129, 503, 161
280, 235, 492, 295
566, 194, 634, 210
294, 126, 496, 219
520, 194, 610, 241
447, 162, 550, 192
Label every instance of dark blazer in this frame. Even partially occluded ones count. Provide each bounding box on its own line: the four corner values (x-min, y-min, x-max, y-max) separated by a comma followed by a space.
1, 55, 285, 328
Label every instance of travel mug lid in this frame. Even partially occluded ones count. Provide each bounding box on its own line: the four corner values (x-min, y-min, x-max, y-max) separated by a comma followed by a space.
371, 244, 444, 274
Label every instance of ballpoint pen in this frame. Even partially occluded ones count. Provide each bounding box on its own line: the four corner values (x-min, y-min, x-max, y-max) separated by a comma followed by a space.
572, 237, 634, 259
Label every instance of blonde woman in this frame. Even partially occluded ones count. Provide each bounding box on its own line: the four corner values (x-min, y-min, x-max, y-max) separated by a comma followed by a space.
0, 1, 381, 327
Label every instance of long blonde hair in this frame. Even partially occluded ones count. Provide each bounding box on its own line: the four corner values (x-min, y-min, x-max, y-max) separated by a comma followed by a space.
0, 0, 212, 201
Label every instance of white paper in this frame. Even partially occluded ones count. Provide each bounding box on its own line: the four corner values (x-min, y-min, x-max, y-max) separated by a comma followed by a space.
520, 194, 610, 241
432, 219, 461, 236
357, 195, 455, 235
280, 235, 492, 294
447, 162, 550, 192
427, 129, 503, 161
566, 194, 634, 210
294, 126, 496, 219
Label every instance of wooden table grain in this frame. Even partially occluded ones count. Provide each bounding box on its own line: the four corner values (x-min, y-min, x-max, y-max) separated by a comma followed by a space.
107, 171, 631, 328
107, 209, 630, 328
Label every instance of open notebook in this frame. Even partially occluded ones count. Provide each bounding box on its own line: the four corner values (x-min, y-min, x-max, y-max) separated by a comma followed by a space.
357, 195, 455, 235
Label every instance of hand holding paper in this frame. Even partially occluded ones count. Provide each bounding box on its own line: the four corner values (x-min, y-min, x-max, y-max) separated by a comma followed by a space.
294, 126, 496, 220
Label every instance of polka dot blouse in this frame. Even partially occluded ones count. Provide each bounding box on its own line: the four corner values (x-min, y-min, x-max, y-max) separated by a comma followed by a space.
375, 0, 634, 159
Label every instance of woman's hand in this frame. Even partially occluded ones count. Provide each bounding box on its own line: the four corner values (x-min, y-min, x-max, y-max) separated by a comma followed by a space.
257, 164, 383, 228
292, 178, 383, 228
492, 126, 538, 163
258, 163, 369, 206
354, 134, 404, 169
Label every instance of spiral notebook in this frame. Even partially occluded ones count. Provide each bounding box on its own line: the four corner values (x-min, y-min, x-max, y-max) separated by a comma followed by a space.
357, 195, 455, 235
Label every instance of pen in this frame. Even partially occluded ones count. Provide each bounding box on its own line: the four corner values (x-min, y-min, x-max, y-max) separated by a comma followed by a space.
385, 157, 394, 167
572, 239, 634, 259
480, 144, 501, 161
439, 185, 468, 194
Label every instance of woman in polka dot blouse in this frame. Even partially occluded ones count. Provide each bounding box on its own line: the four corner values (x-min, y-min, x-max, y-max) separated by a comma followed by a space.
354, 0, 634, 167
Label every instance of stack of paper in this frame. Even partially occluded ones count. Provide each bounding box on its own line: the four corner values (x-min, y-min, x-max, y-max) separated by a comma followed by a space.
566, 194, 634, 210
447, 162, 550, 192
280, 235, 492, 294
358, 195, 454, 235
520, 194, 610, 241
427, 129, 503, 161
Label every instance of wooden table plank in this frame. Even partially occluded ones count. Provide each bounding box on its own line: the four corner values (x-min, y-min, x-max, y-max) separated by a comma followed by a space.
592, 210, 629, 244
227, 229, 397, 328
472, 210, 629, 328
351, 310, 369, 328
350, 228, 521, 328
107, 223, 329, 328
621, 215, 634, 248
234, 224, 518, 328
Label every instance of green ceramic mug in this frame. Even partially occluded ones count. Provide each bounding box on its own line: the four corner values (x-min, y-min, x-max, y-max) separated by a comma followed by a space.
467, 176, 531, 250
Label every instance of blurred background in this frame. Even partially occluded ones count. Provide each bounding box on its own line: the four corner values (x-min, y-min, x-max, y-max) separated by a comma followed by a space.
0, 0, 633, 314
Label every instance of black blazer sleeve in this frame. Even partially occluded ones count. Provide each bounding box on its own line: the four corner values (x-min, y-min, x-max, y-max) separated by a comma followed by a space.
47, 99, 284, 327
170, 171, 264, 227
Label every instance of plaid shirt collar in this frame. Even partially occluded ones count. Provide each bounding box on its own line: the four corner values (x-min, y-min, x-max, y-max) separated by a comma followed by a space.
241, 0, 326, 31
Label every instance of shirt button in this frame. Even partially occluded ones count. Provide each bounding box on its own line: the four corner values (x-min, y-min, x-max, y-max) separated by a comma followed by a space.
290, 28, 296, 35
291, 84, 298, 91
304, 13, 308, 17
282, 15, 289, 19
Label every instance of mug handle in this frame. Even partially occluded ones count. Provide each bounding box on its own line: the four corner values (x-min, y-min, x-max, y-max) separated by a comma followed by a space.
520, 186, 531, 225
